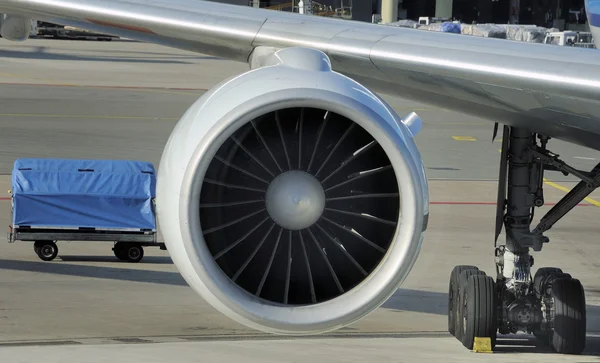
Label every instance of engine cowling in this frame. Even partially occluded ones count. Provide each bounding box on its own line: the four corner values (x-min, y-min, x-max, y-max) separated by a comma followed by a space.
156, 47, 429, 335
0, 14, 31, 41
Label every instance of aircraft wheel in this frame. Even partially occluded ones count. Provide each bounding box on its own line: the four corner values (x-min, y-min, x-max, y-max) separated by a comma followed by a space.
532, 267, 565, 342
36, 241, 58, 261
533, 267, 563, 298
460, 274, 497, 350
550, 277, 586, 354
448, 265, 478, 336
455, 269, 485, 341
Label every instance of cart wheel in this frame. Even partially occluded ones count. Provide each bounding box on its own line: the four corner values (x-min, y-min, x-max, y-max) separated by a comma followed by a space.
125, 243, 144, 263
112, 243, 128, 261
36, 241, 58, 261
33, 240, 45, 255
114, 248, 128, 261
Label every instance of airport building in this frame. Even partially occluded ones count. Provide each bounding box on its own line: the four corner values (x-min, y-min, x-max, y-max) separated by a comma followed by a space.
403, 0, 589, 30
235, 0, 589, 30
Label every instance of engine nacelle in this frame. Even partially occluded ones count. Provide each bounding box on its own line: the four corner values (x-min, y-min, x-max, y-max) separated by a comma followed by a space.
156, 47, 429, 335
0, 14, 31, 41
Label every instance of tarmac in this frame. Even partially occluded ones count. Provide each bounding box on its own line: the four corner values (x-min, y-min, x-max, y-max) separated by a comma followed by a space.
0, 38, 600, 362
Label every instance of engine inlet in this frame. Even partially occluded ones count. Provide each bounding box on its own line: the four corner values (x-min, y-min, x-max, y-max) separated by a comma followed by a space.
199, 107, 401, 305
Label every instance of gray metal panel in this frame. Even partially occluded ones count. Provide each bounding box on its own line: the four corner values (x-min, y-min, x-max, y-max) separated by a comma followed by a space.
14, 225, 155, 232
327, 27, 394, 77
0, 0, 268, 62
367, 31, 600, 148
12, 231, 157, 242
252, 17, 345, 51
379, 33, 598, 92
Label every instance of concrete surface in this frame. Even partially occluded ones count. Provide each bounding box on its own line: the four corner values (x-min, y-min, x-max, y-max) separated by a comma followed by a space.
0, 38, 599, 361
4, 336, 600, 363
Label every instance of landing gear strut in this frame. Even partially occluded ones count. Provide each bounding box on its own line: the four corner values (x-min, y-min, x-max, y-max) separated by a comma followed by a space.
447, 125, 597, 354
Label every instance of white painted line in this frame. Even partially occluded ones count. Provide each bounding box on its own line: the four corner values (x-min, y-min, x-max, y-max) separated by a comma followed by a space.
574, 156, 596, 160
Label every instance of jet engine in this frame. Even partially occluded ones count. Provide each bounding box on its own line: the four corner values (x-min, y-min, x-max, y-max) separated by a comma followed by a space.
156, 47, 429, 335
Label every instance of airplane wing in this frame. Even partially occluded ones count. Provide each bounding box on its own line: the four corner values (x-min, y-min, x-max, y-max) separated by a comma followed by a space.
1, 0, 600, 151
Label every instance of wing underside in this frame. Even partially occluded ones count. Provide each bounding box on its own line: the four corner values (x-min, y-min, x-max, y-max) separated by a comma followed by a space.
2, 0, 600, 150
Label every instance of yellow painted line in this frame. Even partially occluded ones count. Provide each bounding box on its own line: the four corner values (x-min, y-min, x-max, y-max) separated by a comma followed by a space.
452, 136, 477, 141
0, 72, 59, 83
61, 85, 199, 97
397, 107, 430, 111
543, 178, 600, 207
107, 87, 201, 96
425, 121, 488, 126
0, 113, 178, 120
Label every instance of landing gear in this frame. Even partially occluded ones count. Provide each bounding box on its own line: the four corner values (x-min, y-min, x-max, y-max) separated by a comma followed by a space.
447, 125, 598, 354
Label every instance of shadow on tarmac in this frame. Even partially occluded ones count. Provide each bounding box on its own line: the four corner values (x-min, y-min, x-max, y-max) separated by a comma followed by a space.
0, 257, 599, 355
58, 255, 174, 264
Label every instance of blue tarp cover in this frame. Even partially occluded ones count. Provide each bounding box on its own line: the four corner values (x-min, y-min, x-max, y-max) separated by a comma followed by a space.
11, 158, 156, 230
441, 22, 461, 34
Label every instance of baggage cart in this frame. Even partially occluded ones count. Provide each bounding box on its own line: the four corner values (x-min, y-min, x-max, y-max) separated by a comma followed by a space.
7, 158, 165, 262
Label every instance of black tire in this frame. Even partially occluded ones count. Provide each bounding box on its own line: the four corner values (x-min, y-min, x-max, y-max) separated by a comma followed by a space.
33, 240, 46, 255
36, 241, 58, 261
116, 250, 128, 261
461, 274, 497, 350
533, 267, 563, 298
112, 245, 128, 261
533, 268, 567, 342
550, 278, 586, 354
124, 243, 144, 263
112, 242, 130, 261
455, 269, 485, 341
448, 265, 478, 336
